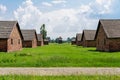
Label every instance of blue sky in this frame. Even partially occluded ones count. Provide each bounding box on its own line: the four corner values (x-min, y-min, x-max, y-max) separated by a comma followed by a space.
0, 0, 120, 40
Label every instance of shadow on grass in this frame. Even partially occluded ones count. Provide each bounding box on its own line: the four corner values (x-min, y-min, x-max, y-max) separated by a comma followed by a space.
88, 50, 120, 53
73, 45, 83, 48
88, 50, 98, 52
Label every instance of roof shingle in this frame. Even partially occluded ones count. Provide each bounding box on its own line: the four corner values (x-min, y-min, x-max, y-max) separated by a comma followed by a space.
37, 34, 43, 41
76, 33, 82, 41
83, 30, 96, 40
21, 30, 37, 41
100, 19, 120, 38
0, 21, 22, 39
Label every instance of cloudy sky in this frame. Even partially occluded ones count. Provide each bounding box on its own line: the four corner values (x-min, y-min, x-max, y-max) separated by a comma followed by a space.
0, 0, 120, 40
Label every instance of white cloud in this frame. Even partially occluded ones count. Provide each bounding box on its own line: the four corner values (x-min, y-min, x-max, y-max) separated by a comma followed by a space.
91, 0, 113, 14
40, 0, 113, 39
79, 5, 92, 14
96, 0, 105, 5
77, 0, 113, 15
42, 2, 53, 7
0, 4, 7, 13
52, 0, 66, 4
38, 8, 98, 39
14, 0, 42, 30
13, 0, 114, 39
24, 0, 33, 6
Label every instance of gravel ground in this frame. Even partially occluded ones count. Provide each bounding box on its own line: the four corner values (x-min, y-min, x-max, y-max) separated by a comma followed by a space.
0, 67, 120, 76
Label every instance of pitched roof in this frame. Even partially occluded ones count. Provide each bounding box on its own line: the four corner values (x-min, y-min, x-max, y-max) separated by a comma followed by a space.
21, 29, 38, 41
76, 33, 82, 41
0, 21, 23, 39
37, 34, 43, 41
95, 19, 120, 39
82, 30, 96, 40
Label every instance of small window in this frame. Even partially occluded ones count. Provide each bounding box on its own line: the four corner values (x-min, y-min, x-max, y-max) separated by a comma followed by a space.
11, 39, 13, 44
18, 39, 20, 44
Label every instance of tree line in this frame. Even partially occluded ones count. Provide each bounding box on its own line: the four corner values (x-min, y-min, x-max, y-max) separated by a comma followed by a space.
40, 24, 75, 43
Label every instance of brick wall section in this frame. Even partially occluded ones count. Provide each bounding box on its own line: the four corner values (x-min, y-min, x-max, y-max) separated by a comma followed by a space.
44, 41, 49, 45
71, 41, 76, 45
82, 34, 86, 47
86, 41, 96, 47
96, 25, 105, 51
76, 41, 82, 46
96, 24, 120, 52
108, 39, 120, 51
96, 24, 110, 51
0, 39, 7, 52
82, 34, 96, 47
37, 41, 43, 46
22, 41, 32, 48
32, 38, 37, 48
23, 39, 37, 48
7, 25, 22, 52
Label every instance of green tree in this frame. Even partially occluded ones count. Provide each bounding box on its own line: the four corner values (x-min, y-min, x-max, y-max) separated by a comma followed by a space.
40, 24, 47, 39
67, 37, 71, 43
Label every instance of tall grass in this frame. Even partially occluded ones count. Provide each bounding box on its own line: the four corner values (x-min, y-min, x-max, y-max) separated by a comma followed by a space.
0, 43, 120, 67
0, 75, 120, 80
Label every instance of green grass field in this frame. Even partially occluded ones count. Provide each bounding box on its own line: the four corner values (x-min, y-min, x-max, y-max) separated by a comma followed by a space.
0, 43, 120, 67
0, 75, 120, 80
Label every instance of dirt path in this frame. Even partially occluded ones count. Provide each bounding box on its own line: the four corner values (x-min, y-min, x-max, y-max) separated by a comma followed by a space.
0, 67, 120, 75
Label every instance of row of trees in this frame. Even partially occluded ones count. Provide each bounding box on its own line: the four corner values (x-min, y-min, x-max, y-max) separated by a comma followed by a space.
51, 37, 75, 43
40, 24, 75, 43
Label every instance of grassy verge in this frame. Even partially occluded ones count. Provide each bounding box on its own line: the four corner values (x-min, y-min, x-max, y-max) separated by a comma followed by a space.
0, 43, 120, 67
0, 75, 120, 80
